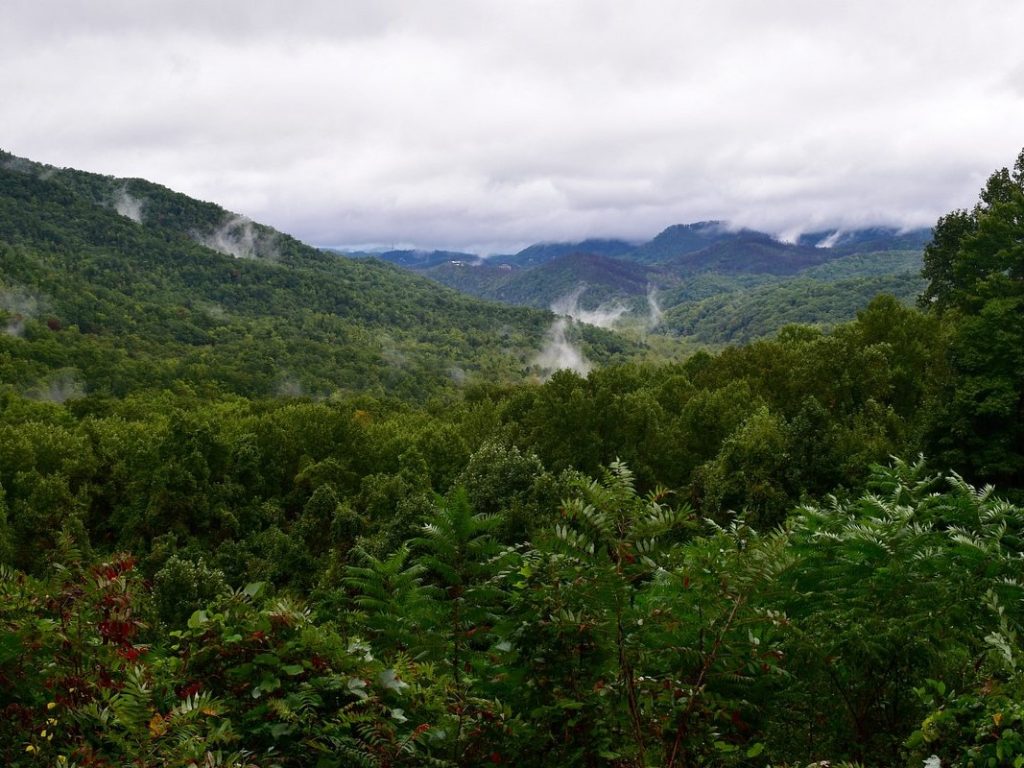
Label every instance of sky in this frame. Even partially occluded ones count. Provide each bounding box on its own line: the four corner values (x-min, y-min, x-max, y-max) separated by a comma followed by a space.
3, 0, 1024, 254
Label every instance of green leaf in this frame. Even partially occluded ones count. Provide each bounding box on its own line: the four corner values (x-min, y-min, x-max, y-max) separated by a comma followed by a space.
259, 675, 281, 693
0, 632, 21, 665
347, 677, 369, 701
243, 582, 264, 598
746, 742, 764, 757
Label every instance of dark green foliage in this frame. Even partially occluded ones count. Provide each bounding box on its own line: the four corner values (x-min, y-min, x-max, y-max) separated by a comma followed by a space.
343, 544, 433, 654
921, 148, 1024, 489
153, 554, 229, 627
660, 272, 925, 344
772, 458, 1024, 764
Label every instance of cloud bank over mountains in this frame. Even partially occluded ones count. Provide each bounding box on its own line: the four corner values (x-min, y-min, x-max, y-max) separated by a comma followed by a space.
3, 0, 1023, 252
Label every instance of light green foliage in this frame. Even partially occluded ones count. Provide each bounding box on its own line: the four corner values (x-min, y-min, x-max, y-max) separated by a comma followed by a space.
343, 545, 434, 655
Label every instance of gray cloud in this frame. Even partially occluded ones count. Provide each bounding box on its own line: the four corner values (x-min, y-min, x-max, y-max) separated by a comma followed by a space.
113, 187, 144, 223
533, 318, 591, 379
3, 0, 1024, 252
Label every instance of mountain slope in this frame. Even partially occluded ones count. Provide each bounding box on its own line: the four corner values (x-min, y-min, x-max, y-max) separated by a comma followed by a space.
652, 248, 925, 342
797, 226, 932, 254
421, 251, 653, 309
344, 249, 480, 269
365, 222, 931, 330
658, 232, 838, 276
0, 151, 634, 400
626, 221, 739, 263
506, 238, 637, 267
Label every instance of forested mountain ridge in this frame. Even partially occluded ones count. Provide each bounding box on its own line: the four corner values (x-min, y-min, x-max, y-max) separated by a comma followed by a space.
355, 220, 931, 341
0, 151, 636, 399
419, 251, 655, 309
349, 221, 929, 274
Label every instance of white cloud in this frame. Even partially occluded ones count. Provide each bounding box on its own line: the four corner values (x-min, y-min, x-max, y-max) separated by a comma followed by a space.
3, 0, 1023, 252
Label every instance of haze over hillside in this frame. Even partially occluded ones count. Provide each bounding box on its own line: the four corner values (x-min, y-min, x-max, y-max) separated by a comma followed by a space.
0, 150, 639, 399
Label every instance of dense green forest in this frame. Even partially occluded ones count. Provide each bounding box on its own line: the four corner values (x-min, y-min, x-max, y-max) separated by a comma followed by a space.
0, 148, 1022, 767
0, 151, 635, 401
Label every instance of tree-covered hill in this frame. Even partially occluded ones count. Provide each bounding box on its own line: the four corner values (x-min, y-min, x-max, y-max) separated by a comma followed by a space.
0, 151, 636, 400
341, 249, 479, 269
658, 231, 839, 276
797, 225, 933, 254
505, 237, 638, 267
653, 250, 926, 343
661, 271, 926, 343
626, 220, 742, 263
421, 251, 654, 310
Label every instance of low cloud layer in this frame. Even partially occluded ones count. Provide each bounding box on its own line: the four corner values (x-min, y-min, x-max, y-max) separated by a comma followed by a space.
113, 188, 144, 223
195, 215, 279, 260
551, 286, 628, 330
0, 286, 44, 337
3, 1, 1023, 252
533, 318, 592, 379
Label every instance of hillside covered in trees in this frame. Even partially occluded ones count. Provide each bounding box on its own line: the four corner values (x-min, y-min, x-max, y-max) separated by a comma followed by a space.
0, 152, 636, 401
347, 223, 930, 345
0, 148, 1022, 767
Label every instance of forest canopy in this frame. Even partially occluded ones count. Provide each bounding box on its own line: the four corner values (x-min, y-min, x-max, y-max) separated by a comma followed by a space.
0, 148, 1022, 767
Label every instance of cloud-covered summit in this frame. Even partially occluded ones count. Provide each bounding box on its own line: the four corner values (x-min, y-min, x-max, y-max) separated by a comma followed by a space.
3, 0, 1023, 253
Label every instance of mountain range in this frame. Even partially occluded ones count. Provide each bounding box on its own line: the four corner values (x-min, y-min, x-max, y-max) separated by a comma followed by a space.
341, 221, 931, 342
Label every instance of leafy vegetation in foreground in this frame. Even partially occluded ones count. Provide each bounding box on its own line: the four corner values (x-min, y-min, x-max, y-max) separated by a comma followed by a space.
0, 148, 1022, 766
2, 462, 1023, 767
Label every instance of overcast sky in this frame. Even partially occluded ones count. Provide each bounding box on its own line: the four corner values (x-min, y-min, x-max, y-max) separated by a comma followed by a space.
3, 0, 1023, 253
